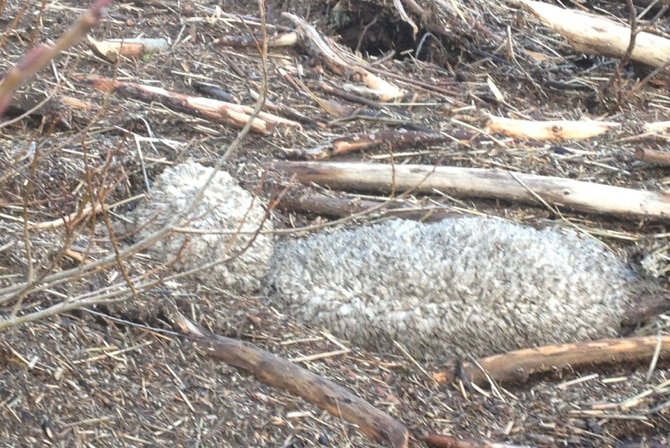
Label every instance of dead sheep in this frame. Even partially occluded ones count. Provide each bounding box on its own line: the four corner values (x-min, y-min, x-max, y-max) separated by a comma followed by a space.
128, 161, 273, 294
264, 217, 662, 360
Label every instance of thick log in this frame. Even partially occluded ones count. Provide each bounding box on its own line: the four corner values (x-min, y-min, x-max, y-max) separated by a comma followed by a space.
273, 160, 670, 219
174, 314, 409, 448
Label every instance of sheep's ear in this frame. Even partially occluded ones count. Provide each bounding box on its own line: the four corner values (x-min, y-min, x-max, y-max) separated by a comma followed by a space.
621, 293, 670, 330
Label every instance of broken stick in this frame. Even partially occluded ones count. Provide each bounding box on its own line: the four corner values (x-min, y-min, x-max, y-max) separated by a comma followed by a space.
425, 433, 525, 448
634, 148, 670, 167
434, 335, 670, 386
282, 13, 404, 101
286, 129, 451, 160
487, 116, 620, 141
173, 314, 409, 448
520, 0, 670, 68
77, 75, 301, 134
276, 188, 458, 222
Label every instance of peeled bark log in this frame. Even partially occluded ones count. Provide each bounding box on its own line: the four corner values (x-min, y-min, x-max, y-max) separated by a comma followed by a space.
273, 160, 670, 219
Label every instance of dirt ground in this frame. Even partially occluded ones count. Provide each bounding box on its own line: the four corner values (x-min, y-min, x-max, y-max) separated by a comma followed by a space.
2, 0, 670, 446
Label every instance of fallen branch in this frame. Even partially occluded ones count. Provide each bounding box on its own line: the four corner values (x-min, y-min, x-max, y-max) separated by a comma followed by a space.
173, 313, 409, 448
282, 13, 404, 101
77, 75, 301, 134
644, 121, 670, 133
433, 335, 670, 387
330, 129, 447, 156
29, 202, 103, 230
276, 188, 459, 222
309, 78, 386, 109
273, 160, 670, 219
633, 0, 670, 6
287, 129, 450, 160
487, 116, 620, 141
634, 147, 670, 166
425, 433, 528, 448
213, 31, 298, 48
520, 0, 670, 68
86, 36, 169, 62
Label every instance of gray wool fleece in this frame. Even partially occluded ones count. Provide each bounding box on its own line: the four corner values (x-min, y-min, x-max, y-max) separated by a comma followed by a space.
129, 161, 274, 294
264, 217, 649, 360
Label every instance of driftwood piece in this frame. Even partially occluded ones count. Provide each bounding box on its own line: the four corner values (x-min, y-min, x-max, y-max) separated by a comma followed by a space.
487, 116, 620, 141
276, 188, 459, 222
173, 314, 409, 448
213, 31, 298, 48
433, 335, 670, 386
273, 160, 670, 219
287, 130, 450, 160
310, 78, 385, 109
520, 0, 670, 68
282, 13, 404, 101
634, 148, 670, 166
644, 121, 670, 133
286, 129, 458, 160
86, 36, 169, 62
77, 75, 301, 134
425, 433, 528, 448
331, 130, 447, 156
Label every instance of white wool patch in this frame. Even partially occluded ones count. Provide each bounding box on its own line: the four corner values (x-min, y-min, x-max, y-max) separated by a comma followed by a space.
130, 161, 274, 294
264, 218, 646, 359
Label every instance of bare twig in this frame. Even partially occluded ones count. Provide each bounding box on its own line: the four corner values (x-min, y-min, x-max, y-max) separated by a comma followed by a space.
0, 0, 114, 115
